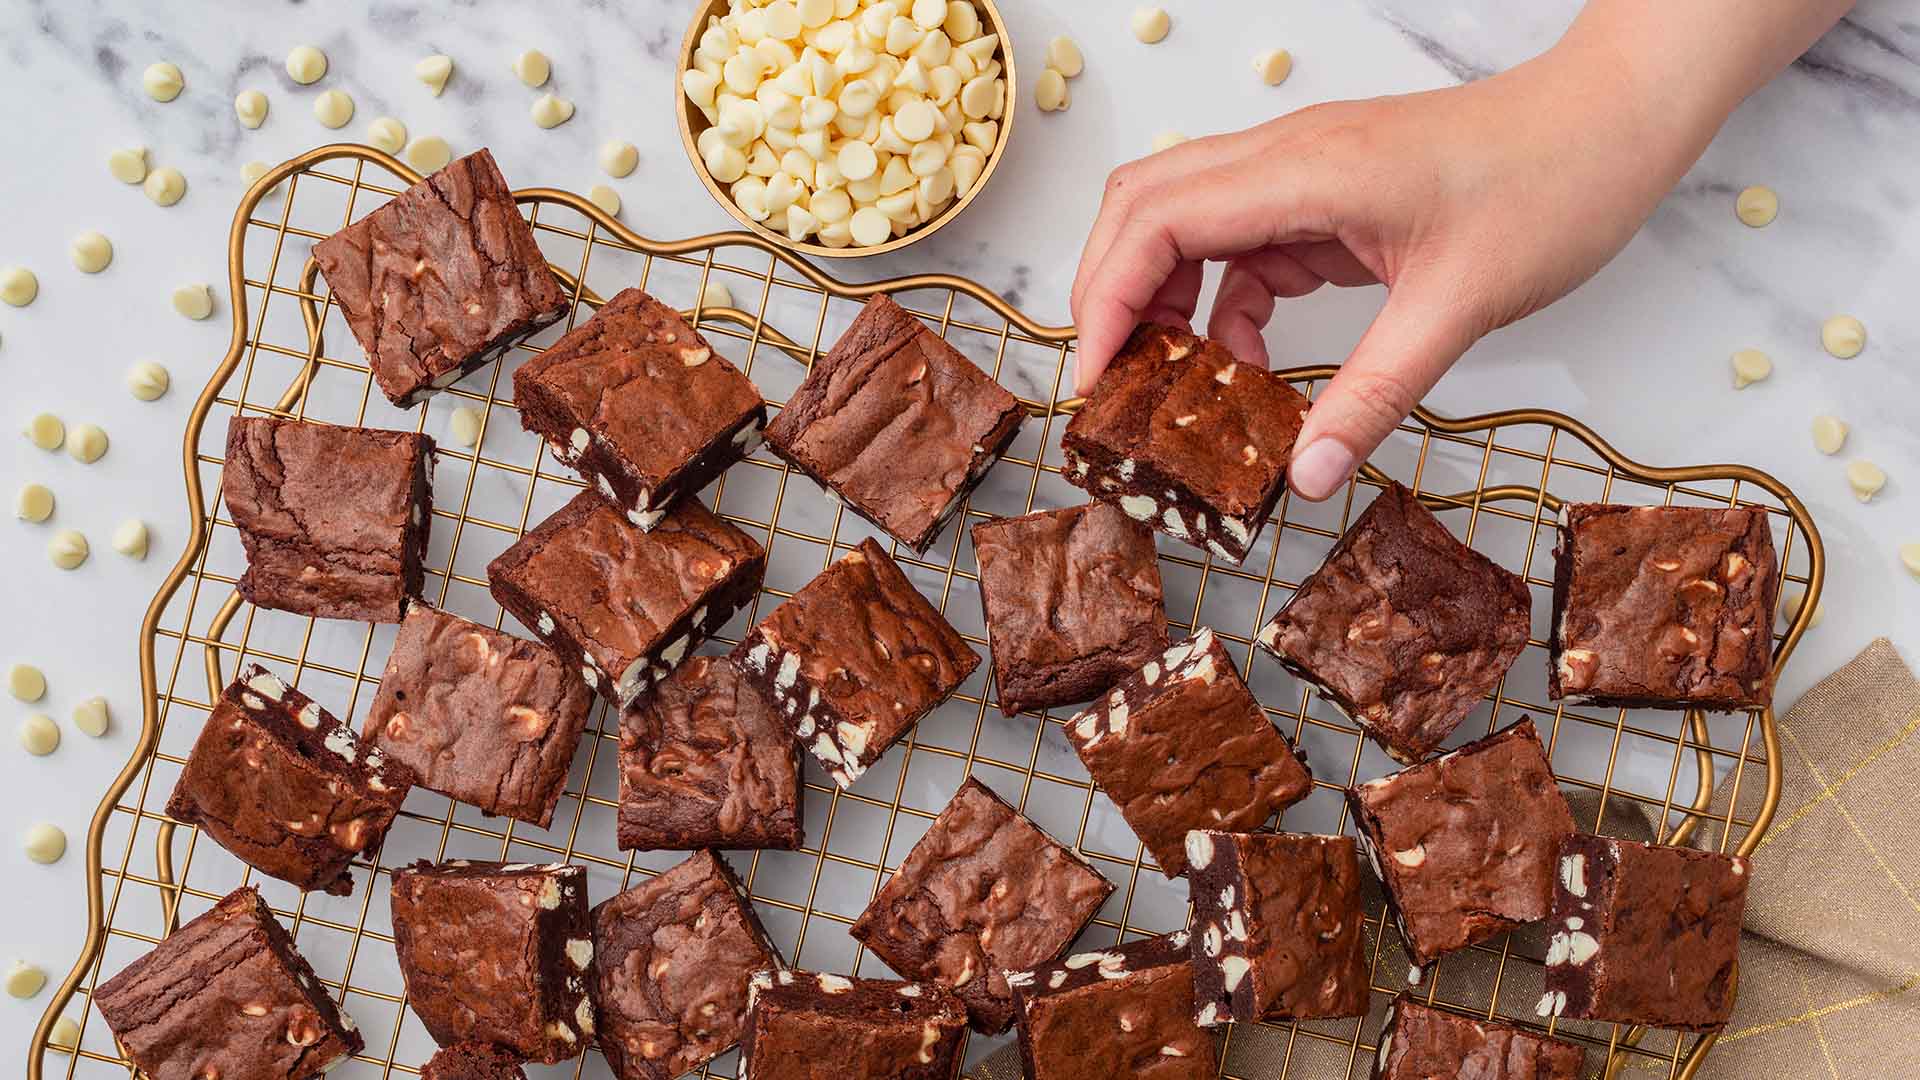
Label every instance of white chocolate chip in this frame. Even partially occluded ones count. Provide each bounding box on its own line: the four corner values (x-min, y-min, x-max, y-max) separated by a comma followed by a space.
1046, 37, 1085, 78
1150, 131, 1189, 153
143, 166, 187, 207
1559, 853, 1587, 898
406, 136, 453, 174
415, 54, 454, 96
26, 415, 63, 452
5, 961, 47, 998
143, 61, 184, 102
108, 146, 149, 185
531, 93, 576, 129
1821, 314, 1866, 359
1, 267, 39, 307
1391, 844, 1426, 868
70, 232, 113, 274
113, 520, 149, 560
48, 1016, 79, 1050
172, 283, 215, 321
16, 483, 53, 523
600, 140, 639, 178
817, 973, 854, 993
1034, 68, 1069, 112
23, 822, 66, 864
72, 697, 110, 738
1846, 460, 1887, 503
588, 184, 621, 216
366, 117, 408, 155
1731, 348, 1771, 389
241, 160, 277, 193
566, 938, 593, 967
285, 45, 328, 85
67, 424, 108, 464
1184, 830, 1214, 871
1811, 415, 1848, 455
700, 279, 734, 310
9, 664, 46, 704
1535, 990, 1566, 1018
122, 361, 171, 405
18, 715, 58, 756
1736, 185, 1778, 227
234, 89, 269, 129
1902, 543, 1920, 583
514, 49, 553, 88
1253, 49, 1293, 86
1219, 954, 1250, 992
447, 406, 483, 448
1131, 7, 1171, 44
312, 89, 354, 129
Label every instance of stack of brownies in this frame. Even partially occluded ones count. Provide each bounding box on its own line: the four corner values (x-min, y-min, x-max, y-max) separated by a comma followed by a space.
95, 150, 1777, 1080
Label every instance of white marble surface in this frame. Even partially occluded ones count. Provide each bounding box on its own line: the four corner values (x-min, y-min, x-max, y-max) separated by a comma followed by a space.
1, 0, 1916, 1071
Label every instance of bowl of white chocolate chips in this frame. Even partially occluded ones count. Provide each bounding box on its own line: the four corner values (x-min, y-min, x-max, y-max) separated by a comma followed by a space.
677, 0, 1013, 256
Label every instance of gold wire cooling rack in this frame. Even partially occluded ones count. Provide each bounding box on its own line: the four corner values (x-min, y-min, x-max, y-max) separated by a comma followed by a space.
29, 144, 1823, 1080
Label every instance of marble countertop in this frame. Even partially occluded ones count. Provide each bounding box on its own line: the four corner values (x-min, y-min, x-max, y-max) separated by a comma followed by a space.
2, 0, 1915, 1069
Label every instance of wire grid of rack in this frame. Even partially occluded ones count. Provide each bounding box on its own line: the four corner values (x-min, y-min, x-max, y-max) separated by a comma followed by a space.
29, 145, 1822, 1080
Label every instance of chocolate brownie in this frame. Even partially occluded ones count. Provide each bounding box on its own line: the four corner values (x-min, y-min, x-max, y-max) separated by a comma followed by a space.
312, 148, 570, 406
763, 294, 1024, 552
591, 850, 784, 1080
1550, 503, 1778, 710
365, 603, 593, 828
94, 886, 363, 1080
389, 860, 594, 1062
1185, 830, 1370, 1024
1257, 481, 1533, 763
222, 415, 434, 623
735, 537, 977, 788
618, 654, 802, 850
848, 777, 1114, 1033
166, 664, 412, 895
741, 970, 969, 1080
1373, 995, 1583, 1080
1067, 627, 1312, 878
1062, 323, 1310, 563
513, 287, 766, 530
1542, 835, 1750, 1031
1008, 932, 1218, 1079
1348, 717, 1574, 967
421, 1043, 528, 1080
487, 490, 765, 708
971, 501, 1168, 716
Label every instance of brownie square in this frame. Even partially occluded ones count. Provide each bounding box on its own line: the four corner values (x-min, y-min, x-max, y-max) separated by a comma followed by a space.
1186, 830, 1370, 1023
742, 970, 969, 1079
1550, 503, 1778, 710
1009, 932, 1219, 1079
390, 860, 595, 1062
364, 603, 591, 827
222, 415, 434, 623
1374, 995, 1583, 1080
95, 886, 363, 1080
849, 777, 1114, 1033
972, 501, 1168, 716
591, 850, 784, 1080
166, 664, 412, 895
617, 654, 803, 850
487, 490, 766, 708
1542, 835, 1749, 1031
1062, 323, 1309, 563
763, 294, 1025, 552
513, 287, 766, 530
1067, 627, 1312, 878
422, 1043, 528, 1080
1349, 717, 1574, 966
734, 537, 977, 788
1257, 481, 1532, 763
312, 147, 570, 406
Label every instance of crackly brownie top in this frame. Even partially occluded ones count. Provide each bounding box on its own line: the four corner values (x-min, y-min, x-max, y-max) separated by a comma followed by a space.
513, 287, 763, 488
745, 969, 969, 1078
765, 294, 1022, 544
312, 148, 568, 400
1260, 482, 1531, 761
1065, 323, 1307, 517
1377, 996, 1583, 1080
223, 415, 428, 556
1554, 503, 1777, 707
1009, 932, 1216, 1078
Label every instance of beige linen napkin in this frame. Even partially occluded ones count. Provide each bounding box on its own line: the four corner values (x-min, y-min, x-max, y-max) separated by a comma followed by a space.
970, 639, 1920, 1080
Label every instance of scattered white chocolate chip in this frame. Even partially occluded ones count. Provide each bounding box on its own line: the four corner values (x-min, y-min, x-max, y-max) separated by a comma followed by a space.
23, 823, 66, 864
531, 93, 575, 129
1254, 49, 1293, 86
19, 715, 58, 756
1846, 460, 1887, 503
1780, 585, 1822, 628
127, 361, 170, 402
406, 135, 453, 174
1034, 67, 1069, 112
588, 184, 621, 216
240, 160, 277, 193
700, 279, 734, 310
415, 54, 454, 96
366, 116, 408, 155
1047, 36, 1084, 78
72, 697, 110, 738
313, 89, 354, 129
48, 531, 88, 570
600, 140, 639, 177
1151, 131, 1189, 153
1736, 185, 1778, 228
447, 406, 483, 448
27, 414, 65, 451
1, 266, 39, 307
108, 147, 149, 185
143, 62, 184, 102
16, 483, 54, 523
48, 1016, 79, 1050
67, 423, 108, 464
70, 231, 113, 274
1811, 415, 1847, 455
172, 283, 215, 320
234, 89, 268, 129
1901, 543, 1920, 582
113, 520, 149, 560
1730, 348, 1771, 389
144, 166, 187, 206
1821, 315, 1866, 359
9, 665, 46, 702
514, 49, 553, 88
850, 206, 892, 246
285, 45, 328, 85
4, 962, 47, 998
1131, 7, 1171, 44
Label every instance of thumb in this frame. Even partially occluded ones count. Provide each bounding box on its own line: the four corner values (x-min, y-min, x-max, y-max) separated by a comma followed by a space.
1288, 280, 1484, 501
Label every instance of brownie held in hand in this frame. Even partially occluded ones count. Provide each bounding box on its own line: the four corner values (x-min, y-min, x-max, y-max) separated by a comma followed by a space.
488, 490, 766, 708
364, 603, 593, 828
735, 537, 976, 788
1062, 323, 1310, 563
222, 415, 434, 623
1550, 503, 1778, 710
166, 664, 412, 895
312, 148, 569, 406
390, 860, 595, 1062
1374, 995, 1583, 1080
95, 886, 364, 1080
514, 287, 766, 530
972, 501, 1168, 716
849, 777, 1114, 1033
764, 294, 1024, 552
1068, 627, 1312, 878
1257, 481, 1532, 763
741, 970, 970, 1080
1008, 932, 1218, 1080
1348, 717, 1574, 967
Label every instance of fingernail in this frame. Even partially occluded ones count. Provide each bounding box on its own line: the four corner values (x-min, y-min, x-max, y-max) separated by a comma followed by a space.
1289, 438, 1355, 501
